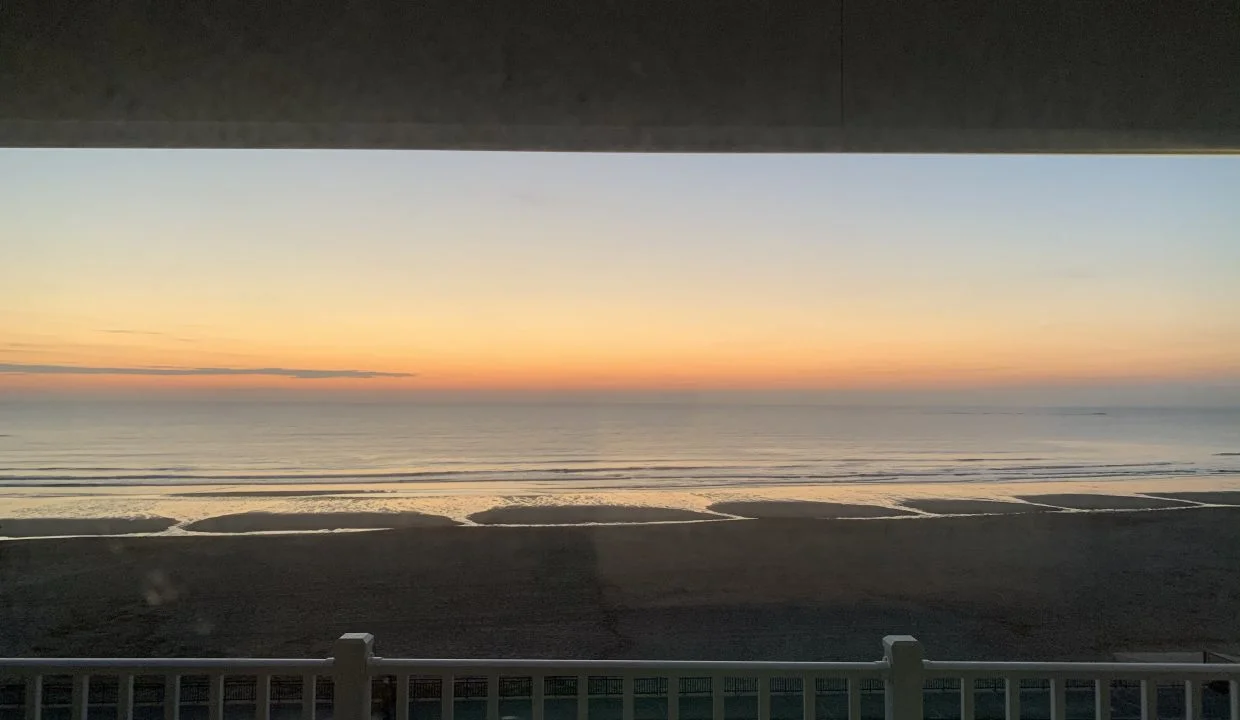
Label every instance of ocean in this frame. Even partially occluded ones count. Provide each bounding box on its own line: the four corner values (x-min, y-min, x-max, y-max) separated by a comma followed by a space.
2, 400, 1238, 491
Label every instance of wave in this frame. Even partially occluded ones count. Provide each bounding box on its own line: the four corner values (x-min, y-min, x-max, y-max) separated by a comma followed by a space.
0, 460, 1181, 479
0, 466, 201, 472
0, 459, 1175, 479
929, 410, 1108, 416
0, 464, 766, 483
0, 461, 1231, 488
1002, 462, 1179, 471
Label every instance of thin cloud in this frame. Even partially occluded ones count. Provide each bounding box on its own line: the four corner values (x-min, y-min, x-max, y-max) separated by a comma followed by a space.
0, 363, 415, 380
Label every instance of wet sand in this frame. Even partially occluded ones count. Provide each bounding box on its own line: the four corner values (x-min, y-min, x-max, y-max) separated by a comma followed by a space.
709, 500, 914, 518
900, 498, 1051, 514
173, 490, 392, 498
183, 511, 459, 533
468, 505, 719, 525
1016, 493, 1195, 510
1149, 491, 1240, 505
0, 517, 178, 538
7, 507, 1237, 661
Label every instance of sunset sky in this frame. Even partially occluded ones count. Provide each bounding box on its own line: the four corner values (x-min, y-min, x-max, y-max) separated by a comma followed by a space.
2, 150, 1238, 398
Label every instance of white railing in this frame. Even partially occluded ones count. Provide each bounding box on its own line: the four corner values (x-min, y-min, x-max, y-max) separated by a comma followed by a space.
2, 634, 1238, 720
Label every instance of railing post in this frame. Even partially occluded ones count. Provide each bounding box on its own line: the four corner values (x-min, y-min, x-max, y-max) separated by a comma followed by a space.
334, 633, 375, 720
883, 636, 924, 720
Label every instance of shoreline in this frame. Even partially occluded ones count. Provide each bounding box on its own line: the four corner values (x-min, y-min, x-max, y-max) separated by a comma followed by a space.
3, 490, 1240, 538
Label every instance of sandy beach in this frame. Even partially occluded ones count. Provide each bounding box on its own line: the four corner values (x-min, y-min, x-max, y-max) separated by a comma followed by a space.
1147, 490, 1240, 505
1014, 494, 1195, 510
183, 511, 460, 533
3, 506, 1239, 662
900, 498, 1049, 514
708, 501, 915, 518
468, 505, 720, 525
0, 517, 179, 538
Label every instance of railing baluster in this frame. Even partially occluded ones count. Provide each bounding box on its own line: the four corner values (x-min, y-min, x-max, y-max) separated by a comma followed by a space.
302, 674, 316, 720
164, 675, 181, 720
621, 674, 634, 720
1229, 680, 1239, 720
119, 673, 135, 720
486, 673, 499, 720
847, 677, 862, 720
1095, 679, 1111, 720
1050, 679, 1066, 720
960, 678, 974, 720
1140, 680, 1158, 720
1005, 677, 1020, 720
667, 676, 679, 720
712, 675, 725, 720
441, 674, 454, 720
256, 674, 272, 720
801, 675, 816, 720
71, 674, 90, 720
396, 674, 410, 720
533, 675, 546, 720
576, 676, 588, 720
25, 675, 42, 720
1184, 680, 1201, 720
759, 676, 771, 720
208, 674, 224, 720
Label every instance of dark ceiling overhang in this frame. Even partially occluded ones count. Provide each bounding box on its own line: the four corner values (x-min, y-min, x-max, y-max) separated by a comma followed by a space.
3, 0, 1238, 153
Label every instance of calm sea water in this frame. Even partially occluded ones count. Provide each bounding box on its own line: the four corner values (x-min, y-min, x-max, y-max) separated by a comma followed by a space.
0, 401, 1238, 490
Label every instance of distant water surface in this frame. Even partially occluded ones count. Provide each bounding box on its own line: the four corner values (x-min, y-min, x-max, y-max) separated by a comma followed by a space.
1, 401, 1237, 491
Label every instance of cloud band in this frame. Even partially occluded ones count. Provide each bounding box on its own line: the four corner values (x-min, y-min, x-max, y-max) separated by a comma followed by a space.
0, 363, 414, 380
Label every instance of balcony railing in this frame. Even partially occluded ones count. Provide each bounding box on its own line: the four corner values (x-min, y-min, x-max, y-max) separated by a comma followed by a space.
2, 635, 1238, 720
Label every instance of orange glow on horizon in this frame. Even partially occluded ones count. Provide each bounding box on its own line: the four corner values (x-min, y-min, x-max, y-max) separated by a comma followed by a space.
4, 151, 1238, 399
2, 351, 1237, 394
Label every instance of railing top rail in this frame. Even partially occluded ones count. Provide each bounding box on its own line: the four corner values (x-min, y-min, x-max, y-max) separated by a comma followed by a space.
373, 658, 888, 674
925, 660, 1240, 678
0, 658, 330, 674
8, 650, 1238, 679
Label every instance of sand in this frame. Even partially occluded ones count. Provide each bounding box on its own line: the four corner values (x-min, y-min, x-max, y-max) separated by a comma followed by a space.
183, 511, 459, 533
1149, 491, 1240, 505
708, 500, 914, 519
900, 498, 1051, 515
6, 507, 1238, 661
173, 490, 390, 498
0, 517, 178, 538
468, 505, 719, 525
1016, 493, 1196, 510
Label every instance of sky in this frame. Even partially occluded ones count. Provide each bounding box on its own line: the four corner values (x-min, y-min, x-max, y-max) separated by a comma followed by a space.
1, 150, 1238, 401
